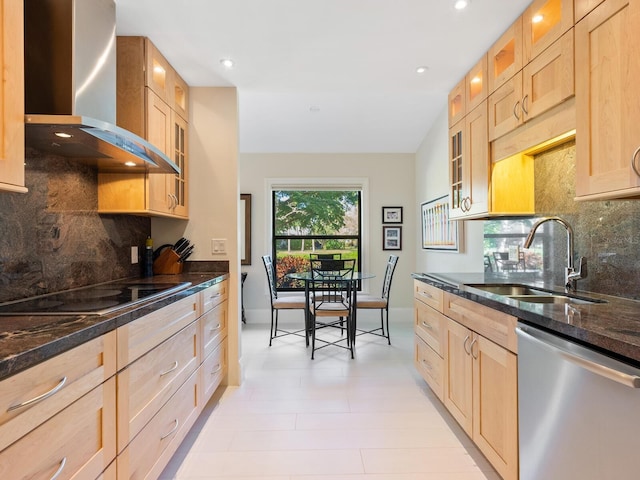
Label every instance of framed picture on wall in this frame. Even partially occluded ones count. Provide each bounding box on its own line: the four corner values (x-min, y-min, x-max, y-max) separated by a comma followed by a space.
421, 195, 461, 252
383, 226, 402, 250
382, 206, 403, 224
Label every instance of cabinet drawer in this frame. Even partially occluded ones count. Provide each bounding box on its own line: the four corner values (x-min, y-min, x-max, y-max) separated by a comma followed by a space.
117, 294, 198, 369
200, 280, 229, 315
117, 321, 199, 452
413, 280, 444, 312
0, 377, 116, 480
201, 300, 228, 359
117, 369, 200, 480
414, 299, 445, 356
97, 461, 117, 480
443, 292, 518, 353
0, 332, 116, 452
414, 336, 443, 401
200, 339, 227, 404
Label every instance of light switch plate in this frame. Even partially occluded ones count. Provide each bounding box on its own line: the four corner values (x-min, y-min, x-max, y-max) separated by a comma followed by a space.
211, 238, 227, 254
131, 246, 139, 264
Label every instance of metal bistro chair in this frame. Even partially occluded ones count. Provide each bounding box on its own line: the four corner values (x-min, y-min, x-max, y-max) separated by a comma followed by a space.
355, 255, 399, 345
308, 258, 356, 359
309, 253, 342, 260
262, 255, 307, 346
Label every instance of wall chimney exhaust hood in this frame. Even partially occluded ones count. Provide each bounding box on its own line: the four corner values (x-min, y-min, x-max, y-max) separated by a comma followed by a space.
24, 0, 179, 175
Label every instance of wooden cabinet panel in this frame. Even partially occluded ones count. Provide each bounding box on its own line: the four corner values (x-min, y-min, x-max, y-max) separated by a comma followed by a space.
0, 0, 26, 193
145, 38, 175, 107
488, 72, 524, 141
414, 297, 445, 356
0, 378, 116, 480
201, 301, 229, 360
117, 294, 198, 369
523, 0, 574, 62
472, 335, 518, 480
414, 336, 444, 401
488, 17, 523, 93
201, 280, 230, 314
117, 369, 200, 480
522, 28, 574, 121
575, 0, 640, 200
466, 55, 488, 112
200, 340, 228, 404
117, 321, 199, 452
443, 318, 473, 436
0, 332, 116, 452
448, 77, 466, 127
413, 280, 444, 313
575, 0, 606, 20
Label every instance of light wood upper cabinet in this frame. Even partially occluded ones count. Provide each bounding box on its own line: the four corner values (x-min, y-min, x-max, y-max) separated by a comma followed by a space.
488, 17, 523, 93
448, 77, 466, 127
98, 36, 189, 218
523, 0, 574, 62
575, 0, 640, 200
466, 55, 488, 113
449, 102, 490, 219
489, 29, 574, 141
0, 0, 26, 194
575, 0, 606, 21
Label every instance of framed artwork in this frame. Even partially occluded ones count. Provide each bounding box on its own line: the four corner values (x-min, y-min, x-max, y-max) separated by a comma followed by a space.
383, 226, 402, 250
382, 206, 403, 224
421, 195, 461, 252
240, 194, 252, 265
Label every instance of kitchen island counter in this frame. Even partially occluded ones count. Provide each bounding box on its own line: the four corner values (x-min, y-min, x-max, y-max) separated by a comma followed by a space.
413, 272, 640, 366
0, 272, 228, 380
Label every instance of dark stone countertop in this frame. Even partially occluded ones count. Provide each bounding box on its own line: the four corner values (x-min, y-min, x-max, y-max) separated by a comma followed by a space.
0, 273, 228, 381
412, 272, 640, 367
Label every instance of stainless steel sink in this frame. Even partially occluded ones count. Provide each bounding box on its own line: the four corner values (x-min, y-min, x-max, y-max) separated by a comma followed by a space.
465, 283, 607, 305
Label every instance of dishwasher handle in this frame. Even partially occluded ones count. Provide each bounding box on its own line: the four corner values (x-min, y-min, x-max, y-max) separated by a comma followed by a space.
516, 326, 640, 389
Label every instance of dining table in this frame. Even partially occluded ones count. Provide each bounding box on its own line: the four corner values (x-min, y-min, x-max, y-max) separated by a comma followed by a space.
286, 271, 375, 348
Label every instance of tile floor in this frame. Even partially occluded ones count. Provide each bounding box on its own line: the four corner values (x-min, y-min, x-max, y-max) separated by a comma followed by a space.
160, 315, 501, 479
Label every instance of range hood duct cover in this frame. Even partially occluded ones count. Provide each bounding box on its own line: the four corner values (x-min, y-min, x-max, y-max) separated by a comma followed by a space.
24, 0, 179, 174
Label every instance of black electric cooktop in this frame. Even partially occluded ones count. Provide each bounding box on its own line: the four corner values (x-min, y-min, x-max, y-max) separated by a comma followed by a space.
0, 281, 192, 316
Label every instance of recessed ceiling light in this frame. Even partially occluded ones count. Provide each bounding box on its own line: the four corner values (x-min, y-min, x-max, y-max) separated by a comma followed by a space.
220, 58, 234, 69
54, 132, 72, 138
454, 0, 469, 10
532, 14, 544, 23
309, 105, 321, 113
416, 66, 429, 74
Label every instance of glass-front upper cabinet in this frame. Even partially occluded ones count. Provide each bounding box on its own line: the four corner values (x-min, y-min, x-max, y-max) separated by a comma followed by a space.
466, 55, 488, 113
488, 17, 523, 93
448, 78, 466, 127
523, 0, 574, 63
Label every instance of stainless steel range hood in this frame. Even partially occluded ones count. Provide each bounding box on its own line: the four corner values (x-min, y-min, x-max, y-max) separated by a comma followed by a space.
24, 0, 179, 174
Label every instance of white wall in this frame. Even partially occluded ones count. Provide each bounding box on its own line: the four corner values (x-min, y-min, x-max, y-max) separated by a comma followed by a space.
152, 87, 242, 385
239, 153, 416, 323
414, 107, 484, 273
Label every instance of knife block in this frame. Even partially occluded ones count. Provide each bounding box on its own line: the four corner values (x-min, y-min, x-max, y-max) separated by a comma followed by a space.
153, 248, 183, 275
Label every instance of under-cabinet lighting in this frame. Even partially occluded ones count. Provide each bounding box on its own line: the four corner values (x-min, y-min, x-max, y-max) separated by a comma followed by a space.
54, 132, 72, 138
124, 161, 137, 167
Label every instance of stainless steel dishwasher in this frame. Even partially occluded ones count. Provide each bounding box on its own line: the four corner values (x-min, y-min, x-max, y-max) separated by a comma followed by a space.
517, 323, 640, 480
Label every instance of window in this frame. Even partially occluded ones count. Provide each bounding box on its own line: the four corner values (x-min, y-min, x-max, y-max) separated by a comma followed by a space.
271, 189, 362, 291
484, 218, 544, 273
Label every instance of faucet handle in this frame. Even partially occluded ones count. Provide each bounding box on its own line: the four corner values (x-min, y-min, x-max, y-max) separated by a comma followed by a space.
569, 256, 588, 280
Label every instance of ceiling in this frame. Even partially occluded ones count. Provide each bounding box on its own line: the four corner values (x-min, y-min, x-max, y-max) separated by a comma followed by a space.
115, 0, 531, 154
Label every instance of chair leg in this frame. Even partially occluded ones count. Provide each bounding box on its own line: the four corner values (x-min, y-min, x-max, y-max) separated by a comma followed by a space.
384, 308, 391, 345
379, 309, 385, 337
269, 309, 276, 346
311, 315, 316, 360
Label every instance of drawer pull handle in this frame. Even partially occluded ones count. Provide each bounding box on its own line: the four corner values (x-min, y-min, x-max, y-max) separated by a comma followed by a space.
160, 361, 179, 377
8, 376, 67, 412
421, 359, 432, 371
210, 323, 222, 332
211, 364, 222, 375
418, 290, 433, 299
421, 321, 433, 330
50, 457, 66, 480
161, 419, 180, 440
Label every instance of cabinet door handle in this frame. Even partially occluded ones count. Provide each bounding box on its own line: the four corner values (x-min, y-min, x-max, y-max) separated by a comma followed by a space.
421, 321, 433, 330
521, 94, 529, 115
463, 335, 471, 355
211, 364, 223, 375
470, 337, 479, 359
49, 457, 67, 480
160, 361, 179, 377
161, 418, 180, 440
631, 145, 640, 178
7, 376, 67, 412
464, 197, 471, 211
513, 100, 521, 120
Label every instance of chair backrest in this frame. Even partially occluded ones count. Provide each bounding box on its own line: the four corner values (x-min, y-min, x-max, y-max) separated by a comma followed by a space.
310, 258, 355, 306
381, 255, 399, 299
309, 253, 342, 260
262, 255, 278, 302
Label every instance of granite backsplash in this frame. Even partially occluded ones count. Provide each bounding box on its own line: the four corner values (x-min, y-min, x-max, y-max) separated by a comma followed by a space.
0, 150, 151, 302
497, 140, 640, 300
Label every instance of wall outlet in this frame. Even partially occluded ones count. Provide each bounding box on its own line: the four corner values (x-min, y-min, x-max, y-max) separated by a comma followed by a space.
211, 238, 227, 254
131, 246, 139, 264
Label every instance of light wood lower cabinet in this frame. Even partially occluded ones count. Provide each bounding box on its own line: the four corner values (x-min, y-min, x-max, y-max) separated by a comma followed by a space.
0, 377, 116, 480
117, 369, 201, 480
414, 281, 519, 480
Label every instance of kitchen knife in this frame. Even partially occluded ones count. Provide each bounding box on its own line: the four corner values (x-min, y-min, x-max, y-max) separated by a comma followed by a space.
173, 237, 188, 252
178, 245, 194, 262
175, 240, 191, 256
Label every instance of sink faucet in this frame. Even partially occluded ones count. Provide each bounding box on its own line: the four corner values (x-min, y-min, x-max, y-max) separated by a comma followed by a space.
523, 216, 587, 293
